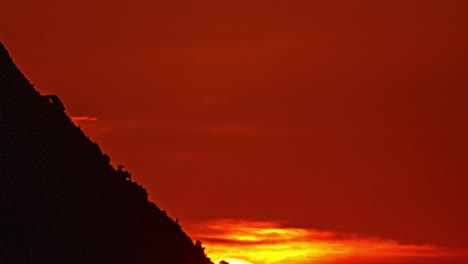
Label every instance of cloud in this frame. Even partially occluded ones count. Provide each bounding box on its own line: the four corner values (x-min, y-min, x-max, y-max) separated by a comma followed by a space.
185, 219, 467, 264
71, 116, 99, 122
70, 116, 112, 136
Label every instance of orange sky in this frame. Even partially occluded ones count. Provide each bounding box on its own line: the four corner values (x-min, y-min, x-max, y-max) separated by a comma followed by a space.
2, 0, 468, 262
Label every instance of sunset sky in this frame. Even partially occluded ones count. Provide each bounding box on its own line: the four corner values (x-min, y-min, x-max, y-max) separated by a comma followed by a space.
2, 0, 468, 263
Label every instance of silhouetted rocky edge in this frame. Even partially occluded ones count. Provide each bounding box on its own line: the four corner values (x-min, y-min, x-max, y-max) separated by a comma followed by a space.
0, 42, 214, 264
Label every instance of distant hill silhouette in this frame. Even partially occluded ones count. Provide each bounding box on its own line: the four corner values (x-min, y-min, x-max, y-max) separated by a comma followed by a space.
0, 42, 213, 264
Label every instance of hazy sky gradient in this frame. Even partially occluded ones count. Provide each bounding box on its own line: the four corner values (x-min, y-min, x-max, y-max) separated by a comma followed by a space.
2, 0, 468, 253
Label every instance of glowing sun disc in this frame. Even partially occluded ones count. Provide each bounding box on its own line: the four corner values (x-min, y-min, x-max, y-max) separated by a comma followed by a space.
215, 258, 254, 264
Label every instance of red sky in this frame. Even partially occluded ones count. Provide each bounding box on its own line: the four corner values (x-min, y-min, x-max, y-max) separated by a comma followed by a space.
2, 0, 468, 262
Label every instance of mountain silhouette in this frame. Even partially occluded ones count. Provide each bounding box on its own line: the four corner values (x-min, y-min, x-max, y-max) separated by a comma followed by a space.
0, 42, 214, 264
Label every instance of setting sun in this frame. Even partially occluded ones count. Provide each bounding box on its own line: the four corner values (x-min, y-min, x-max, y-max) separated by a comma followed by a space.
215, 258, 254, 264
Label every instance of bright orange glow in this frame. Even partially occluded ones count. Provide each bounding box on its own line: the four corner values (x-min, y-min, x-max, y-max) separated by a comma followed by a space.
186, 219, 467, 264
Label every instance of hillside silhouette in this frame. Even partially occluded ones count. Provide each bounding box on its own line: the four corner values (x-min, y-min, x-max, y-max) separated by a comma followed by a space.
0, 42, 213, 264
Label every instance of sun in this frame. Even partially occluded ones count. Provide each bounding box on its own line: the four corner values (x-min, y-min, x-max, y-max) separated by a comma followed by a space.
215, 258, 254, 264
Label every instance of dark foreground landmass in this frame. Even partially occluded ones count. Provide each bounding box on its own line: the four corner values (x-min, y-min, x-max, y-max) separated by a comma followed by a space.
0, 42, 213, 264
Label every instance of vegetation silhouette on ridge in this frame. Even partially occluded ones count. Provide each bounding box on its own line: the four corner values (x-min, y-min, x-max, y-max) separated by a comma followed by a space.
0, 42, 213, 264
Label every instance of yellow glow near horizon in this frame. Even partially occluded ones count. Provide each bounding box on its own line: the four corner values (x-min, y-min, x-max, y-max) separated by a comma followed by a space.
184, 219, 458, 264
215, 258, 254, 264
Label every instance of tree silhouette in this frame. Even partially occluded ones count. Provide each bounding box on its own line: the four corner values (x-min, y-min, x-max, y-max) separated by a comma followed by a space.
117, 164, 132, 180
44, 94, 65, 111
195, 240, 208, 257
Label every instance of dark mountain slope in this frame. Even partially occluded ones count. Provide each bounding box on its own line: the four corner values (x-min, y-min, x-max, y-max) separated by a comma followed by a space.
0, 43, 213, 264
